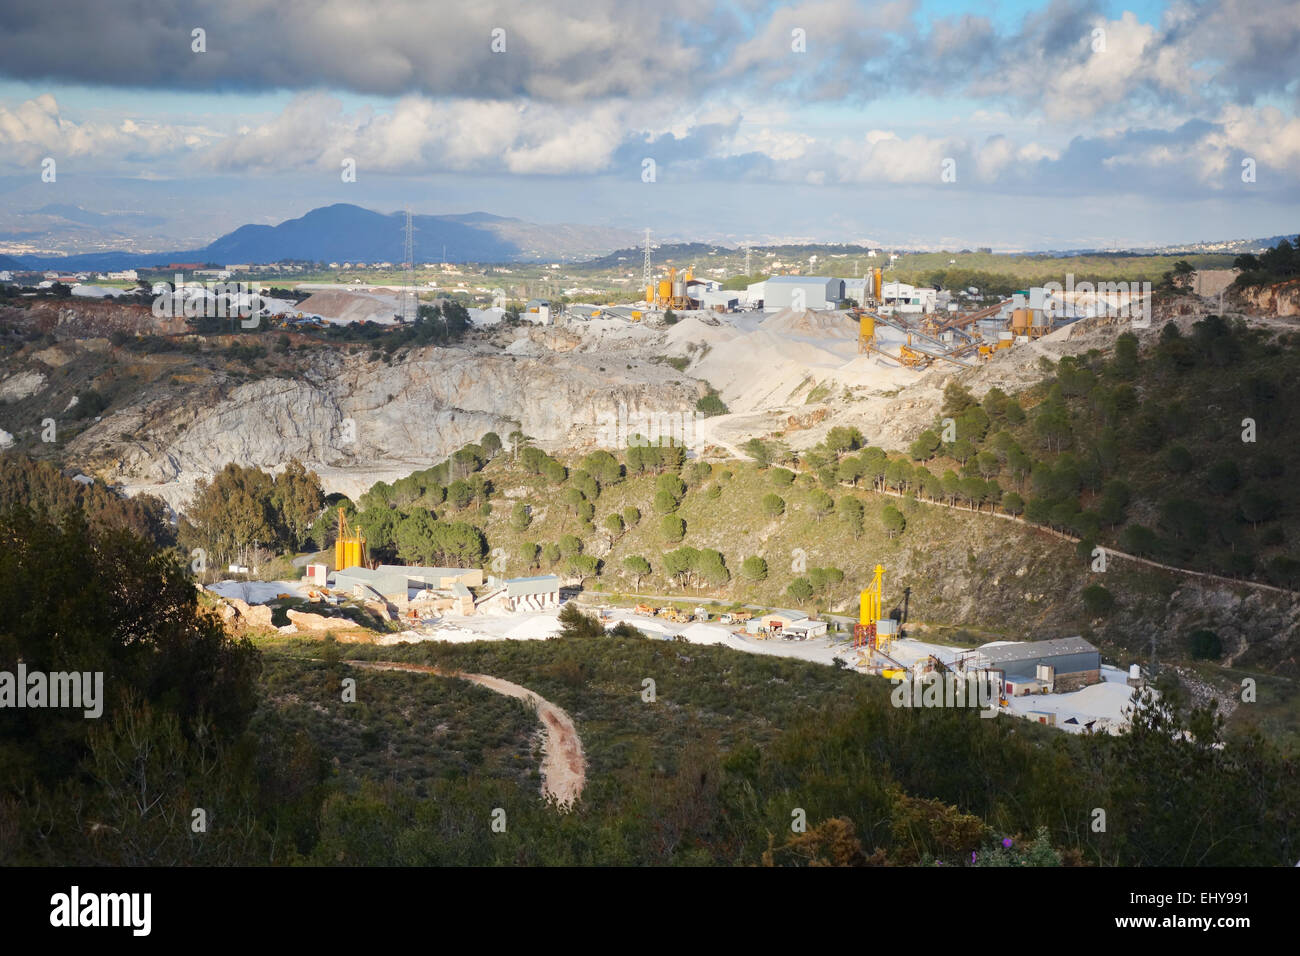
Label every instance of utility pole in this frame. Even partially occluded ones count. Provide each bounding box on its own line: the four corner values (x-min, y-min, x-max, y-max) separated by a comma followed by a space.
643, 228, 653, 301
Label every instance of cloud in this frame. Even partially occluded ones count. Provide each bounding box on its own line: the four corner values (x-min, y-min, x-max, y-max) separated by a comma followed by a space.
0, 93, 217, 169
0, 0, 702, 101
1, 0, 1296, 130
201, 94, 628, 177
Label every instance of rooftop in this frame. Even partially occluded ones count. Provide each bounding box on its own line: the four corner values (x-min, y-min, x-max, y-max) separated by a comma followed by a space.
978, 636, 1098, 664
505, 574, 561, 597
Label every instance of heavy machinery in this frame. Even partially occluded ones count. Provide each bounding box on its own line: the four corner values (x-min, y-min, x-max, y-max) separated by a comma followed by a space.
645, 265, 696, 310
855, 308, 975, 368
854, 564, 886, 649
334, 507, 368, 572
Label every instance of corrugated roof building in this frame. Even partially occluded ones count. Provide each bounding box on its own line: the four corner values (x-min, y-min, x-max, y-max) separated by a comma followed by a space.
761, 276, 845, 311
976, 636, 1102, 692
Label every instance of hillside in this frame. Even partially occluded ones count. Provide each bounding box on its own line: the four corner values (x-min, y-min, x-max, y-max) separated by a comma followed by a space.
6, 203, 640, 269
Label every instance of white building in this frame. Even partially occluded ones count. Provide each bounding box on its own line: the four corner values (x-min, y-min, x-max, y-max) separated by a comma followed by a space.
502, 575, 561, 612
761, 276, 845, 311
881, 281, 937, 314
106, 269, 138, 281
698, 290, 739, 311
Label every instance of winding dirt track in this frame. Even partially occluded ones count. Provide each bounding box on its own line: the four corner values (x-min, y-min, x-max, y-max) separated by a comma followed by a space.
346, 660, 586, 808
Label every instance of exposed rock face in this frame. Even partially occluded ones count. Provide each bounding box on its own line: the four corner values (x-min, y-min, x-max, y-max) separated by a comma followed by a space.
222, 597, 273, 628
1235, 278, 1300, 317
0, 370, 47, 401
67, 344, 702, 509
287, 609, 358, 632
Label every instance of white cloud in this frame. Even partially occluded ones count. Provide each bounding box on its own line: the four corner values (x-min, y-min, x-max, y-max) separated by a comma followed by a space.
0, 94, 217, 168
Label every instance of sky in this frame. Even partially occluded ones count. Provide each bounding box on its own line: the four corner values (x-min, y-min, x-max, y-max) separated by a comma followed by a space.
0, 0, 1298, 252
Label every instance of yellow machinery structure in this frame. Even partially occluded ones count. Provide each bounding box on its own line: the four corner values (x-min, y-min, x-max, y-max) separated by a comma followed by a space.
854, 564, 887, 649
856, 310, 876, 354
334, 507, 368, 572
645, 266, 696, 309
897, 336, 930, 368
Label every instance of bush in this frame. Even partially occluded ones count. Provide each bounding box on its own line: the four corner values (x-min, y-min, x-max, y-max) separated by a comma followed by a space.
882, 504, 906, 538
696, 392, 728, 417
741, 556, 768, 583
660, 514, 686, 543
1081, 584, 1115, 616
558, 602, 604, 638
1188, 629, 1223, 661
762, 494, 786, 518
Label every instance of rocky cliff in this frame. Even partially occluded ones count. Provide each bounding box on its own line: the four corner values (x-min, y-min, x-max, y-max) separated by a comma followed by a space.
66, 344, 704, 509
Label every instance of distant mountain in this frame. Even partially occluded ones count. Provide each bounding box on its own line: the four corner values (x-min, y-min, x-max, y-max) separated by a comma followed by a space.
6, 204, 639, 269
0, 254, 25, 271
582, 241, 733, 269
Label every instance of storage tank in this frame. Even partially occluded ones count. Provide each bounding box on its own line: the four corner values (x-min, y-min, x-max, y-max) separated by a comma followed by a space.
859, 312, 875, 342
657, 279, 671, 302
672, 278, 686, 300
1010, 308, 1030, 333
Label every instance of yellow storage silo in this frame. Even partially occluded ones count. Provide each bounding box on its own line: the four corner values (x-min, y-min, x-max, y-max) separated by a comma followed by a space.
334, 507, 367, 571
858, 312, 876, 352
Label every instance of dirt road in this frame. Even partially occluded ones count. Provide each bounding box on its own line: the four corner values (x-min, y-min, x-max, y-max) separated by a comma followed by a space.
346, 660, 586, 808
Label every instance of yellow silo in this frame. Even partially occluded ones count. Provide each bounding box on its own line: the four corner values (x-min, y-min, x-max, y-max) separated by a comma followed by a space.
334, 507, 367, 571
858, 312, 876, 352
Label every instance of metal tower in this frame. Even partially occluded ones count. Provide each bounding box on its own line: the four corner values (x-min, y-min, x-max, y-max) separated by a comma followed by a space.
744, 242, 751, 278
401, 208, 416, 323
643, 228, 653, 302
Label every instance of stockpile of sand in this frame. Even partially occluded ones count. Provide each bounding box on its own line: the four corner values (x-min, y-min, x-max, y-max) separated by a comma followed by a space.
684, 309, 916, 412
295, 290, 402, 325
758, 307, 857, 340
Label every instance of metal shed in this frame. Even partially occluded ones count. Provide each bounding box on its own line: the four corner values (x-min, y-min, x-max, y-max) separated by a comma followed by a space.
762, 276, 845, 311
978, 637, 1101, 691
